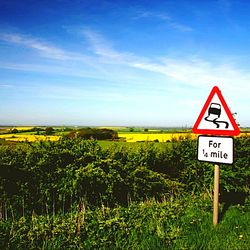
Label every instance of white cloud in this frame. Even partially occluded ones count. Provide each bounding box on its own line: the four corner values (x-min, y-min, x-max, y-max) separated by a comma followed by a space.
83, 29, 122, 60
133, 11, 171, 21
133, 10, 193, 32
0, 32, 97, 63
82, 30, 225, 90
132, 57, 250, 95
0, 33, 73, 60
1, 30, 250, 100
0, 84, 13, 88
0, 61, 100, 79
167, 22, 193, 32
82, 29, 142, 65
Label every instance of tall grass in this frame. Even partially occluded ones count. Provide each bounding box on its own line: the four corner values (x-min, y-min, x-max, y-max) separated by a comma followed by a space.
1, 196, 249, 249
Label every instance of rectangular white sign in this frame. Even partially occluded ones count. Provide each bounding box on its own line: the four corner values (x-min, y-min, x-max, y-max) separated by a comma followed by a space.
198, 136, 234, 164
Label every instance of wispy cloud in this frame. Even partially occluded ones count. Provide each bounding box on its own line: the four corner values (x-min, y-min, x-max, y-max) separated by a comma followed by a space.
132, 58, 216, 86
1, 29, 249, 99
0, 84, 13, 88
82, 29, 142, 64
133, 11, 171, 21
0, 32, 113, 75
83, 29, 122, 60
82, 29, 250, 94
0, 32, 98, 63
0, 33, 73, 60
132, 57, 250, 94
133, 10, 193, 32
82, 28, 151, 68
167, 22, 193, 32
0, 62, 99, 78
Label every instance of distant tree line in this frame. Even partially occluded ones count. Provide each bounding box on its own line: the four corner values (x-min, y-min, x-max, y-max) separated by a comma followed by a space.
3, 127, 118, 140
66, 128, 118, 140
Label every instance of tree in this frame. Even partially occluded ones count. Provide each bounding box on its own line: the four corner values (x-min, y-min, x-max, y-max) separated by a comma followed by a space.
45, 127, 54, 135
65, 128, 118, 140
11, 128, 18, 134
32, 127, 41, 135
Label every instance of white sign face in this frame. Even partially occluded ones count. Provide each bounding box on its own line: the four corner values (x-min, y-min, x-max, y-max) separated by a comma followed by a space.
198, 136, 234, 164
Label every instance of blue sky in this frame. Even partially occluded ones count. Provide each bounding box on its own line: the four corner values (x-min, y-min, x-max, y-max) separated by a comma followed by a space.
0, 0, 249, 127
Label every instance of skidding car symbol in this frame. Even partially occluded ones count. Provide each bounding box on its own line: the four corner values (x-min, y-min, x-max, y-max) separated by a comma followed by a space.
205, 103, 229, 129
208, 103, 221, 117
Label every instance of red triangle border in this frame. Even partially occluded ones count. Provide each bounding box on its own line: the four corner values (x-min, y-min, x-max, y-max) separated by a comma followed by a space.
192, 86, 240, 136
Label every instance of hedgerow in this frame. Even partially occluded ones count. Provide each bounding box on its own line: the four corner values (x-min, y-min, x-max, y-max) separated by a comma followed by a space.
0, 136, 249, 218
0, 136, 249, 248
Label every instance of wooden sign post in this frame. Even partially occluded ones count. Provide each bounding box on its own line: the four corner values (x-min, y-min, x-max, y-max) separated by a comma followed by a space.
213, 164, 220, 225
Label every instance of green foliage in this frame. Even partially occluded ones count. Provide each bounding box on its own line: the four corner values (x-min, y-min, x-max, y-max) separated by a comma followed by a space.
45, 127, 54, 135
0, 136, 249, 248
0, 197, 249, 249
11, 128, 18, 134
66, 128, 118, 140
0, 136, 249, 216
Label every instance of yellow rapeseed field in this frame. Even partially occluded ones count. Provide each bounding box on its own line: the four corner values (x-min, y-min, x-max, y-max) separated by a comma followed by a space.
118, 133, 197, 142
0, 127, 34, 132
118, 132, 250, 142
11, 127, 34, 130
1, 131, 249, 143
0, 134, 60, 142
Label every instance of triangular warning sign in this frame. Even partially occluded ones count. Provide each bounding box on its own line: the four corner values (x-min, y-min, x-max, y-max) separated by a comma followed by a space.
192, 86, 240, 136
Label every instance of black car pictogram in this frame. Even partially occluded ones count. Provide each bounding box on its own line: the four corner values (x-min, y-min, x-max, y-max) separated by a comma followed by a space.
208, 103, 221, 117
205, 103, 229, 129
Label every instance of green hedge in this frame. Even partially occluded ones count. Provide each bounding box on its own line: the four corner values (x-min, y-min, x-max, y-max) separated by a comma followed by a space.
0, 136, 249, 218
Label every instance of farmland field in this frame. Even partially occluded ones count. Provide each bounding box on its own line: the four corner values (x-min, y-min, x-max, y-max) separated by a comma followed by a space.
0, 126, 62, 142
0, 134, 60, 142
0, 132, 196, 142
118, 131, 250, 142
0, 126, 249, 143
118, 132, 197, 142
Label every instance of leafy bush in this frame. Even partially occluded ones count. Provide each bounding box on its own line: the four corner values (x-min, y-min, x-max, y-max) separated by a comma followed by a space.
0, 136, 249, 249
0, 136, 249, 219
45, 127, 54, 135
